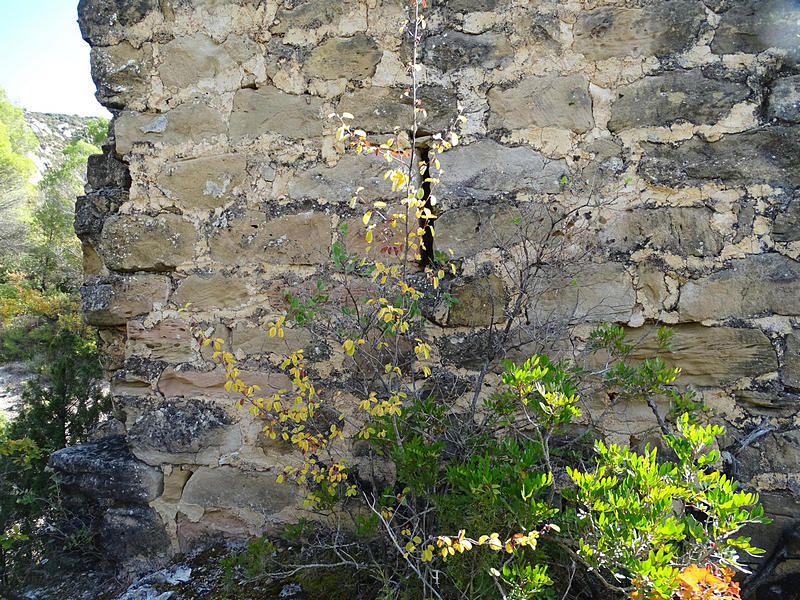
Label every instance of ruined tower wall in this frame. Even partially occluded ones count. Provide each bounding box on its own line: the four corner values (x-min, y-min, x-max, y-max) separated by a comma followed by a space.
74, 0, 800, 565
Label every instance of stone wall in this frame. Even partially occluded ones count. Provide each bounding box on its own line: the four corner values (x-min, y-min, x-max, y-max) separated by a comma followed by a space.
69, 0, 799, 578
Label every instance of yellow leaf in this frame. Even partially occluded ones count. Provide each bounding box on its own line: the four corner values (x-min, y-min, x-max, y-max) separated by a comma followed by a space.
342, 112, 354, 119
363, 211, 372, 225
365, 230, 373, 244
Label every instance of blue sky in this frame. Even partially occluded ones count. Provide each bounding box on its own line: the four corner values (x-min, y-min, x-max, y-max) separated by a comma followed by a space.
0, 0, 111, 117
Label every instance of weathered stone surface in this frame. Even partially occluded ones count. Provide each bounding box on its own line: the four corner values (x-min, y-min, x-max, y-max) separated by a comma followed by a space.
436, 140, 567, 206
100, 506, 171, 567
126, 399, 241, 465
447, 0, 500, 11
91, 42, 153, 109
229, 86, 323, 140
424, 30, 513, 72
77, 0, 159, 45
529, 263, 636, 324
231, 323, 313, 357
82, 274, 171, 326
712, 0, 800, 64
573, 1, 706, 60
208, 211, 332, 266
601, 207, 724, 257
288, 154, 387, 204
304, 33, 381, 80
639, 127, 800, 189
489, 74, 594, 133
448, 274, 507, 327
85, 147, 132, 191
774, 199, 800, 242
271, 0, 361, 35
157, 366, 290, 400
159, 34, 236, 89
172, 272, 250, 311
181, 466, 298, 512
127, 318, 193, 362
337, 85, 457, 135
629, 324, 777, 386
49, 435, 163, 503
767, 75, 800, 123
115, 102, 227, 155
679, 254, 800, 320
609, 70, 750, 131
784, 331, 800, 389
158, 154, 246, 211
99, 214, 196, 272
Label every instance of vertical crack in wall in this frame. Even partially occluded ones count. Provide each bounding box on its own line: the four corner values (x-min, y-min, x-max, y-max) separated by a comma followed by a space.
417, 145, 435, 268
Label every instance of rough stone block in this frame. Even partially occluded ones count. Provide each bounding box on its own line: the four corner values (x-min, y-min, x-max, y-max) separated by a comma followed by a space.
783, 331, 800, 389
436, 139, 567, 206
489, 74, 594, 134
181, 466, 298, 513
208, 211, 332, 266
304, 33, 381, 80
78, 0, 159, 45
231, 323, 313, 357
288, 154, 388, 205
573, 0, 706, 60
49, 435, 164, 503
158, 33, 234, 89
82, 274, 171, 326
158, 153, 247, 211
127, 318, 194, 362
172, 271, 250, 311
639, 127, 800, 189
609, 70, 750, 131
157, 366, 291, 401
678, 254, 800, 320
600, 207, 724, 257
230, 86, 323, 140
125, 398, 241, 465
435, 203, 528, 259
99, 214, 197, 272
100, 506, 171, 567
767, 75, 800, 123
424, 31, 513, 72
629, 324, 777, 386
773, 199, 800, 243
114, 102, 227, 155
448, 274, 507, 327
712, 0, 800, 65
90, 42, 153, 109
529, 262, 636, 324
271, 0, 362, 35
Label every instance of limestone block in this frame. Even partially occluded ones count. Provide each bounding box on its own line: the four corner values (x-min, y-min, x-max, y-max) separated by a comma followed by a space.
111, 356, 167, 396
98, 214, 197, 272
127, 318, 194, 362
304, 33, 381, 80
573, 1, 706, 60
271, 0, 362, 35
181, 466, 298, 513
608, 70, 750, 131
773, 198, 800, 242
424, 31, 513, 72
77, 0, 159, 46
81, 274, 171, 326
639, 127, 800, 189
600, 207, 724, 257
678, 254, 800, 321
158, 153, 247, 211
629, 324, 777, 386
90, 42, 153, 109
529, 263, 636, 324
157, 366, 291, 401
767, 75, 800, 123
447, 0, 501, 11
158, 34, 234, 89
231, 323, 313, 357
229, 86, 323, 140
435, 203, 527, 259
436, 140, 567, 206
712, 0, 800, 65
100, 506, 171, 568
208, 211, 332, 266
288, 154, 388, 204
448, 274, 507, 327
488, 74, 594, 134
126, 398, 241, 465
49, 435, 164, 503
115, 102, 227, 155
172, 272, 250, 311
337, 85, 456, 135
784, 331, 800, 389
